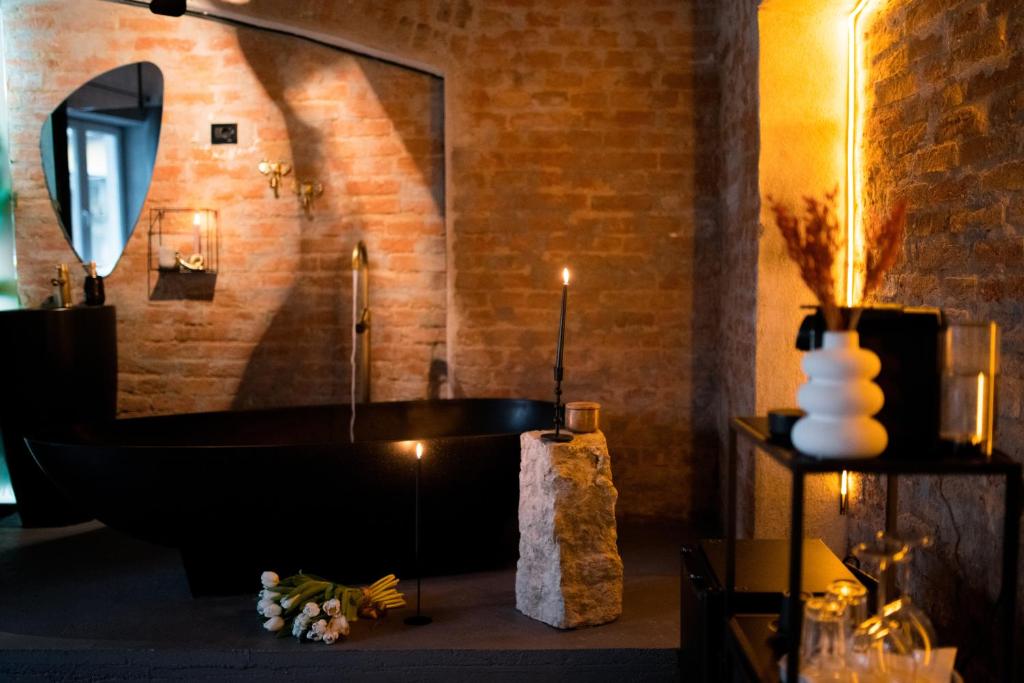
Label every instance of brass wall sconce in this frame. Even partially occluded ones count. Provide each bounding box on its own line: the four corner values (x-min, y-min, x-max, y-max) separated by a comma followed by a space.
258, 159, 291, 198
295, 179, 324, 217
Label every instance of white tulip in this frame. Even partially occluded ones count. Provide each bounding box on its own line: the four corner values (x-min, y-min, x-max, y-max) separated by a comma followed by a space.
303, 602, 320, 618
263, 616, 284, 632
260, 571, 280, 588
281, 596, 297, 610
263, 603, 282, 617
259, 590, 281, 601
329, 616, 350, 637
257, 599, 274, 616
322, 598, 341, 617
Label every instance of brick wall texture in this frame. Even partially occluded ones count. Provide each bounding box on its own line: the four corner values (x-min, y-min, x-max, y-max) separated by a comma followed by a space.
710, 0, 760, 536
6, 0, 446, 411
5, 0, 724, 522
853, 0, 1024, 677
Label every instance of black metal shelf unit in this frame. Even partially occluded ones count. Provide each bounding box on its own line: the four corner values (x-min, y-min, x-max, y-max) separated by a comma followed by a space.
725, 416, 1022, 683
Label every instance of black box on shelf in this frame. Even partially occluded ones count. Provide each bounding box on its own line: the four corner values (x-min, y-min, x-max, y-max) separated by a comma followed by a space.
797, 305, 943, 458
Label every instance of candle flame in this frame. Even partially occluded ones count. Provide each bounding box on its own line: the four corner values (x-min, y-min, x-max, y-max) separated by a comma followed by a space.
562, 267, 570, 285
975, 372, 986, 444
193, 212, 201, 226
415, 442, 423, 460
839, 470, 850, 514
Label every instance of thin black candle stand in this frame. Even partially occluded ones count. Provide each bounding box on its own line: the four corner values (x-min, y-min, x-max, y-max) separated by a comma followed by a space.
541, 365, 572, 443
405, 453, 432, 626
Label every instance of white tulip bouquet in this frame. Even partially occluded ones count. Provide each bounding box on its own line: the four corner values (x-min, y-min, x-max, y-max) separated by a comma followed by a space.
257, 570, 406, 643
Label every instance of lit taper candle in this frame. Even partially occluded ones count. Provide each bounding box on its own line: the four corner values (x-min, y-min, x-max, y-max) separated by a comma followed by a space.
543, 268, 574, 443
555, 267, 569, 378
192, 211, 202, 255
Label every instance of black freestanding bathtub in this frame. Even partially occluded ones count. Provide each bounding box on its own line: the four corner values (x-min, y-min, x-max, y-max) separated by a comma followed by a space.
26, 398, 549, 595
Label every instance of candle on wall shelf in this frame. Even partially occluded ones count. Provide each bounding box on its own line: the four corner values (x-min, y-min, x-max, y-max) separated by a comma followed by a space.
192, 211, 202, 256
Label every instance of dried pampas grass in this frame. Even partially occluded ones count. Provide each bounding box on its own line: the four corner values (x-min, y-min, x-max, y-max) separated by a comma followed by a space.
768, 187, 844, 330
769, 188, 908, 331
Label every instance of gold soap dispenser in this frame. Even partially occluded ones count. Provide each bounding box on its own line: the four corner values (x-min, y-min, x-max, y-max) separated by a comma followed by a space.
51, 263, 72, 308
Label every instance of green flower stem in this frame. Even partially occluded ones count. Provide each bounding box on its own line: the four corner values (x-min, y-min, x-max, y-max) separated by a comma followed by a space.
283, 580, 331, 615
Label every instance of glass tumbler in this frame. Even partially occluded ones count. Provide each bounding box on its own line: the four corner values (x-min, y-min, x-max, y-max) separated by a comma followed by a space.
827, 579, 869, 631
801, 596, 850, 681
940, 322, 999, 456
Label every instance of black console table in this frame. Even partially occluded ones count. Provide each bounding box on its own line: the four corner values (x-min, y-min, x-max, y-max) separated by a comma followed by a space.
725, 416, 1022, 682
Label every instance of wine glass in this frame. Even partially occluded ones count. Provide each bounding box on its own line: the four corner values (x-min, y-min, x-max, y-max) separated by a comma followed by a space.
851, 535, 918, 681
878, 530, 937, 667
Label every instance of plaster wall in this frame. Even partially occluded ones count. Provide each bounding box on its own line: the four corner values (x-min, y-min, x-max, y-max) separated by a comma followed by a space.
755, 0, 849, 553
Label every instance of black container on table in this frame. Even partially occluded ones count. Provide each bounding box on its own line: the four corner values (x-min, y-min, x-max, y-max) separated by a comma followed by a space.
796, 305, 943, 458
0, 305, 116, 526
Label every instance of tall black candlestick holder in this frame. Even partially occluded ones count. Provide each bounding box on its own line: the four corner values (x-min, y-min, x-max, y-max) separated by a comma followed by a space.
404, 450, 432, 626
541, 366, 573, 443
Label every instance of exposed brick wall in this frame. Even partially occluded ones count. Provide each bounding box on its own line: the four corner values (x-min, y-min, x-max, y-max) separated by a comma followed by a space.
710, 0, 761, 535
5, 0, 715, 521
853, 0, 1024, 677
5, 0, 445, 412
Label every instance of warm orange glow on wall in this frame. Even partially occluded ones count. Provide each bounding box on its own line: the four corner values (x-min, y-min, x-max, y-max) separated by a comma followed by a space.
845, 0, 883, 306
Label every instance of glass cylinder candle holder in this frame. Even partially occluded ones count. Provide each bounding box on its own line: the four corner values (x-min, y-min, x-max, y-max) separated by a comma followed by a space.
940, 321, 999, 456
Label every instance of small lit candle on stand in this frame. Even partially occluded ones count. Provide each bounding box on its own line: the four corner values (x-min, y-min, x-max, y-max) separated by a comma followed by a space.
404, 441, 432, 626
542, 267, 573, 443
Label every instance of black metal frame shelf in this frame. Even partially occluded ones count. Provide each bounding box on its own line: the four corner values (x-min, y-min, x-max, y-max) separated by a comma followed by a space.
725, 416, 1022, 683
147, 207, 220, 275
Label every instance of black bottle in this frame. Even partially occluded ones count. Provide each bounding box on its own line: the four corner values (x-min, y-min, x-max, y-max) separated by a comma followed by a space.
83, 261, 105, 306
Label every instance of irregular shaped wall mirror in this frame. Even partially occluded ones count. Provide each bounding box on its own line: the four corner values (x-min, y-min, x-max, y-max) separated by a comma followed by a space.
40, 62, 163, 276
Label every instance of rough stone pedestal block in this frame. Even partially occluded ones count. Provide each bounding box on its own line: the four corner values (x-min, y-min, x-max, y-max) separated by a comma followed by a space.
516, 430, 623, 629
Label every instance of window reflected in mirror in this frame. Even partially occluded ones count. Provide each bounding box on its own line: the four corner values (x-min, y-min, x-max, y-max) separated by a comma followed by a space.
40, 62, 163, 276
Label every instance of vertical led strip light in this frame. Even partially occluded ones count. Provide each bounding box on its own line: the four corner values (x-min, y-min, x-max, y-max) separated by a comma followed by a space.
841, 0, 881, 513
845, 0, 880, 307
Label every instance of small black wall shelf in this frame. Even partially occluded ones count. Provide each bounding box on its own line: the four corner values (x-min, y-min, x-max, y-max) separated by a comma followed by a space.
147, 208, 219, 301
148, 207, 219, 275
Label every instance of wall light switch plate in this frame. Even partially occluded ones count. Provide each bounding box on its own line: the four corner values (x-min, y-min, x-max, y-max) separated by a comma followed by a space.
211, 123, 237, 145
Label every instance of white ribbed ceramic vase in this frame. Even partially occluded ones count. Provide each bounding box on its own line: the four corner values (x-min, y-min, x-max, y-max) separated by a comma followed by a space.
791, 331, 888, 459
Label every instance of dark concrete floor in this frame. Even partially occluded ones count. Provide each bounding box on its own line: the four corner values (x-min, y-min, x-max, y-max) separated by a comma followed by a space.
0, 515, 685, 681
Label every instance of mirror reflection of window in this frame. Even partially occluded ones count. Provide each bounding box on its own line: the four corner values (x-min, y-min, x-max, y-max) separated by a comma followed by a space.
39, 62, 163, 277
67, 121, 126, 271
